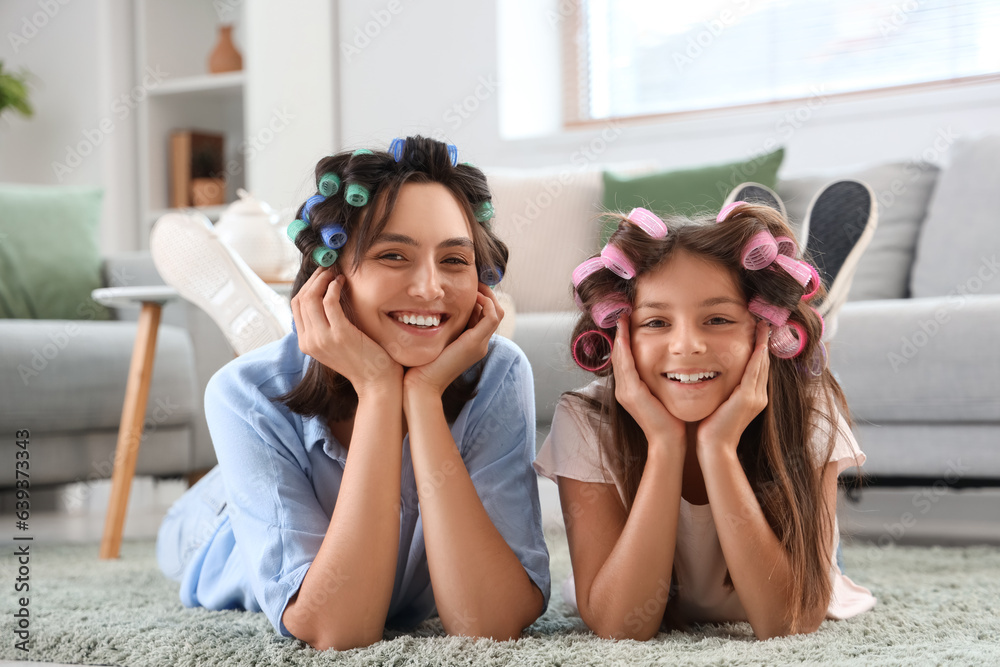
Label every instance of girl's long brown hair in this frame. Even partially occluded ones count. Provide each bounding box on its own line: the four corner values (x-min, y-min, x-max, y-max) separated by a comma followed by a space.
570, 204, 850, 632
278, 136, 509, 429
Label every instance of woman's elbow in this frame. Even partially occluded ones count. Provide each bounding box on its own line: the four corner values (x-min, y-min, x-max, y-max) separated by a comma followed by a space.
305, 628, 384, 652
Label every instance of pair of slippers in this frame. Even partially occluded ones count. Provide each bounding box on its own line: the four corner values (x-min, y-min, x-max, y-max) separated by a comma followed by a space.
722, 180, 879, 339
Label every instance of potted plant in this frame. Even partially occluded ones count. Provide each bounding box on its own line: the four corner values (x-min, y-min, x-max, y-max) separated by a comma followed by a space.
0, 62, 33, 120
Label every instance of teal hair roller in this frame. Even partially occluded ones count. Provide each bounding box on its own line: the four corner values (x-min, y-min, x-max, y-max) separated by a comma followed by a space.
319, 172, 341, 197
345, 183, 369, 207
286, 219, 309, 243
312, 247, 338, 267
352, 148, 374, 156
475, 201, 494, 223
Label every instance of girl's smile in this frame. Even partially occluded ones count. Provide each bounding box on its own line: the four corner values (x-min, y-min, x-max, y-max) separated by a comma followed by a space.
630, 250, 757, 423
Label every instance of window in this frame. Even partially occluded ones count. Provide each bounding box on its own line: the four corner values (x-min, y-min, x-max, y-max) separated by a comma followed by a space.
570, 0, 1000, 123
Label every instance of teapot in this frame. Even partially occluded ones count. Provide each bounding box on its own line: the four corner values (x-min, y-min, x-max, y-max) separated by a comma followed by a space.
214, 189, 295, 282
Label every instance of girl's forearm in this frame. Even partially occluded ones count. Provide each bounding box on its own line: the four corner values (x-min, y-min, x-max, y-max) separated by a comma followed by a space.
404, 389, 543, 640
697, 446, 824, 638
282, 386, 404, 651
581, 444, 684, 640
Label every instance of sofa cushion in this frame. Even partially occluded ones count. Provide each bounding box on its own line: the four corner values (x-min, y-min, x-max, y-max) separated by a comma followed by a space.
910, 135, 1000, 298
0, 320, 197, 433
601, 147, 785, 242
829, 295, 1000, 423
487, 168, 604, 313
777, 161, 940, 301
0, 184, 111, 320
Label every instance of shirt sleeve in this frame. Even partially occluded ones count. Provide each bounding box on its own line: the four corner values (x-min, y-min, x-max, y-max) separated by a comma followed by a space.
204, 366, 331, 637
533, 390, 616, 486
808, 395, 867, 474
458, 340, 551, 611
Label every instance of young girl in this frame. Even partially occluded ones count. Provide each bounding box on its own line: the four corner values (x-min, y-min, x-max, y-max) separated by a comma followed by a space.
156, 137, 549, 650
534, 202, 875, 641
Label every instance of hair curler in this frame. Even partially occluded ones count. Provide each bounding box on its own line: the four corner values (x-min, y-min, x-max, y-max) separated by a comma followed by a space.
741, 230, 779, 270
769, 321, 807, 359
748, 296, 790, 327
591, 298, 632, 329
600, 243, 636, 280
717, 200, 746, 223
572, 329, 614, 372
626, 207, 668, 238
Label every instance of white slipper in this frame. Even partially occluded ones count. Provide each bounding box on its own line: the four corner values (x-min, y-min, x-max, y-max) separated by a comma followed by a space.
150, 212, 292, 356
724, 182, 788, 220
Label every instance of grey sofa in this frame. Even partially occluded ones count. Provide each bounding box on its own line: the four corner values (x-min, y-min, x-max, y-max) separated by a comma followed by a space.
494, 135, 1000, 485
0, 252, 231, 490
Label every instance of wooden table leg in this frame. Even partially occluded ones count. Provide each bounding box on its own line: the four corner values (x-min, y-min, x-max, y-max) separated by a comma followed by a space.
100, 302, 163, 559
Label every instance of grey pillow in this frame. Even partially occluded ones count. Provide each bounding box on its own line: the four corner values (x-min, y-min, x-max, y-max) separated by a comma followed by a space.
910, 135, 1000, 299
777, 162, 939, 301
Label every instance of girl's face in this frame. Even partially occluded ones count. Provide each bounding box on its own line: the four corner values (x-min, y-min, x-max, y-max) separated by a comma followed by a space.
343, 182, 479, 368
629, 250, 758, 423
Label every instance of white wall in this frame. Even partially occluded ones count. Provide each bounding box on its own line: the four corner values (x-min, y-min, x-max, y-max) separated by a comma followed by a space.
0, 0, 137, 253
3, 1, 998, 255
338, 0, 1000, 176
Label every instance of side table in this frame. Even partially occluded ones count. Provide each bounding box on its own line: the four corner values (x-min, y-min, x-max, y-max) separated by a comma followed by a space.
92, 285, 180, 559
92, 282, 294, 559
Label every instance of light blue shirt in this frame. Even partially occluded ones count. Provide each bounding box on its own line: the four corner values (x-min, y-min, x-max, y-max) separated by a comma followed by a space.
157, 332, 550, 637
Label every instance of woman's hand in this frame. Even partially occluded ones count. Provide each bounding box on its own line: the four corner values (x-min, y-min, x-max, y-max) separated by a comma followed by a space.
696, 320, 770, 456
403, 283, 503, 397
611, 316, 686, 452
290, 267, 403, 397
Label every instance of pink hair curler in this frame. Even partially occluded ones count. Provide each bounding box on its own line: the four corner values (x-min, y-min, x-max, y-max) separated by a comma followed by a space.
591, 298, 632, 329
741, 230, 779, 270
769, 321, 807, 359
601, 243, 636, 280
775, 235, 798, 257
572, 329, 614, 372
717, 200, 746, 223
801, 262, 821, 300
773, 255, 821, 300
626, 207, 668, 239
574, 289, 585, 311
572, 257, 605, 288
748, 296, 790, 327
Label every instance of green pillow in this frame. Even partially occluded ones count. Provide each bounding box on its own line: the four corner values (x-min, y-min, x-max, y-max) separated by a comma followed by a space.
0, 184, 111, 320
601, 147, 785, 243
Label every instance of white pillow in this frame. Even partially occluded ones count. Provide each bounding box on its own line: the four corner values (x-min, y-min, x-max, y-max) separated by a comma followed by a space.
777, 161, 939, 301
485, 168, 604, 313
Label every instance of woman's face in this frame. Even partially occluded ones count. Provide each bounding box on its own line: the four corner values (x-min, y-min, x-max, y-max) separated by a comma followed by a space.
629, 250, 757, 423
343, 181, 479, 368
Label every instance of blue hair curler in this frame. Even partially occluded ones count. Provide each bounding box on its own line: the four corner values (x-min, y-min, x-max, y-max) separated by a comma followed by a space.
352, 148, 373, 156
320, 224, 348, 250
286, 219, 309, 243
312, 247, 338, 267
318, 172, 341, 197
475, 201, 495, 223
303, 194, 325, 222
479, 266, 503, 286
389, 137, 406, 162
447, 144, 458, 166
345, 183, 369, 207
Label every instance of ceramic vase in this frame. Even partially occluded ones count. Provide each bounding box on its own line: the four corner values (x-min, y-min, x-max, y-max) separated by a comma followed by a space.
208, 25, 243, 74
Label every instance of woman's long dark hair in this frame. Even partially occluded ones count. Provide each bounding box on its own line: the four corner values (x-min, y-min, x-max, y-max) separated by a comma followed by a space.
278, 136, 509, 429
570, 204, 850, 632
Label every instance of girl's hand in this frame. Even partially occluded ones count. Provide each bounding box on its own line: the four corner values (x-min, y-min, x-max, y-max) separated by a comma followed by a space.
611, 316, 686, 452
696, 320, 770, 455
403, 283, 503, 396
290, 268, 403, 397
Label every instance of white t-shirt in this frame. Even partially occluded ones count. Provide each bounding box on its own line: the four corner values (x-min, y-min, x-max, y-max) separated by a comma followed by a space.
533, 380, 877, 623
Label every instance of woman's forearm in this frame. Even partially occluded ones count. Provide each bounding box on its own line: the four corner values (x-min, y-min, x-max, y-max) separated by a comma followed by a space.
282, 385, 404, 651
579, 444, 684, 640
404, 389, 543, 640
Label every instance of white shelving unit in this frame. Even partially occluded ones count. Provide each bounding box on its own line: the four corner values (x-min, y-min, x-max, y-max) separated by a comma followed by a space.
134, 0, 248, 247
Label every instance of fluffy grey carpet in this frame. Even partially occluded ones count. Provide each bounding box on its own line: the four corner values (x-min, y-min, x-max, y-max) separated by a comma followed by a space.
1, 526, 998, 666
